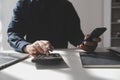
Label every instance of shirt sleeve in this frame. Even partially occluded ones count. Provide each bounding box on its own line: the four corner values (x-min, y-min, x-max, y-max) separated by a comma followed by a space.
65, 1, 85, 46
7, 0, 31, 52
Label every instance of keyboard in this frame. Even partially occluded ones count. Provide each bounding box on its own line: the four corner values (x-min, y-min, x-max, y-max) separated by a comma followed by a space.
31, 53, 63, 65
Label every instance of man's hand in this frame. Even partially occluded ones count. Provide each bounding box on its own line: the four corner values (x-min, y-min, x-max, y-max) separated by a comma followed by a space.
23, 40, 54, 55
77, 35, 101, 52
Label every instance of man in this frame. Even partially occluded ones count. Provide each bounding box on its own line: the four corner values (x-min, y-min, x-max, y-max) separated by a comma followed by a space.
7, 0, 100, 55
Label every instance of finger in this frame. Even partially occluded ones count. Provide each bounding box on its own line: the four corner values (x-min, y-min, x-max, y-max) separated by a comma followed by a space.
46, 43, 54, 51
84, 34, 90, 40
79, 44, 86, 51
83, 41, 96, 46
41, 41, 53, 53
39, 41, 49, 54
45, 41, 54, 51
93, 38, 101, 42
50, 46, 54, 52
79, 44, 96, 52
29, 47, 38, 55
33, 43, 44, 53
46, 51, 50, 56
77, 44, 84, 49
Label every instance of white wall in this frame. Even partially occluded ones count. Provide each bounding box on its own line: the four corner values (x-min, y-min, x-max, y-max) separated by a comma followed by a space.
70, 0, 104, 34
69, 0, 105, 48
1, 0, 18, 50
1, 0, 105, 50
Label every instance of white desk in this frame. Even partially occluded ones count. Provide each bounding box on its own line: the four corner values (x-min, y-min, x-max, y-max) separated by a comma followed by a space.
0, 48, 120, 80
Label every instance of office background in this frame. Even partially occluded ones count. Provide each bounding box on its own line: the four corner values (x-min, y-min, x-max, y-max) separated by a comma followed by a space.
0, 0, 110, 50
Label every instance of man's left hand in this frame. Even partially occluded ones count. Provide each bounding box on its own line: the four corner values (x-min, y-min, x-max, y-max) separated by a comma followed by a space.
77, 35, 101, 52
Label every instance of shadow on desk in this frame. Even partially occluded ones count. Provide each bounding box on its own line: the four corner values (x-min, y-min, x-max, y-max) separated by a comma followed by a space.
50, 50, 109, 80
22, 55, 69, 69
35, 60, 69, 69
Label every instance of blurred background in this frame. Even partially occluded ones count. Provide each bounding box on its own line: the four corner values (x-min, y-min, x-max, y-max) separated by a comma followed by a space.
0, 0, 119, 50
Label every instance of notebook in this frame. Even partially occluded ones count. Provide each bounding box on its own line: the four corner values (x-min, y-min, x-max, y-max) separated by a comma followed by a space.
79, 48, 120, 68
0, 52, 29, 70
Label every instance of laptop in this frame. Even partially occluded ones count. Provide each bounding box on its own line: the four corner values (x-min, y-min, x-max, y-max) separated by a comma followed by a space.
0, 52, 29, 70
80, 48, 120, 68
108, 47, 120, 54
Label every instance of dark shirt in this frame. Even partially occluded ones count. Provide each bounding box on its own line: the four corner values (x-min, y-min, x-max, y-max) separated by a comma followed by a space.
7, 0, 84, 52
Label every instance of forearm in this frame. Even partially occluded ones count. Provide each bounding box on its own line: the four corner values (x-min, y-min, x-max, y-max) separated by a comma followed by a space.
7, 32, 30, 52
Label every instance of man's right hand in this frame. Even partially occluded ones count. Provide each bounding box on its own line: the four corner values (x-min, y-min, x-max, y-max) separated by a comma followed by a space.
23, 40, 54, 55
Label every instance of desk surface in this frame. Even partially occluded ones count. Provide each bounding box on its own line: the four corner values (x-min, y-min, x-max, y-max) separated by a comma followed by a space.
1, 48, 120, 80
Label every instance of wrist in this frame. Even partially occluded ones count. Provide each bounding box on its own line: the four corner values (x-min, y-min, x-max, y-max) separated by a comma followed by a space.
23, 44, 29, 53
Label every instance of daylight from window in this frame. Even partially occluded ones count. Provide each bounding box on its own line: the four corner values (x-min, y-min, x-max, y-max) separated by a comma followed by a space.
0, 0, 2, 50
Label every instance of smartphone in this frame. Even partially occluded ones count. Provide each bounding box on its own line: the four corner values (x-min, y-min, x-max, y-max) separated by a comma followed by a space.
85, 27, 107, 41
